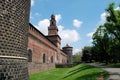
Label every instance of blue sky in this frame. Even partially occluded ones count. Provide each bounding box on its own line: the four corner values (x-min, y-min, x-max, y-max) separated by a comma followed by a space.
30, 0, 120, 54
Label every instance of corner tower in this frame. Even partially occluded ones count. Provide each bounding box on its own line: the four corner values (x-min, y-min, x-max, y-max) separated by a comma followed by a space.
0, 0, 30, 79
47, 14, 61, 48
62, 44, 73, 64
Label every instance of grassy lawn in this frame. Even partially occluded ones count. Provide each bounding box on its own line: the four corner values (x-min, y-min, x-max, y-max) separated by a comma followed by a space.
30, 64, 108, 80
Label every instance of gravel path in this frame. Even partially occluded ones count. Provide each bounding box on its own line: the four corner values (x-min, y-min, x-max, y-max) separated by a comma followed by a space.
87, 63, 120, 80
102, 68, 120, 80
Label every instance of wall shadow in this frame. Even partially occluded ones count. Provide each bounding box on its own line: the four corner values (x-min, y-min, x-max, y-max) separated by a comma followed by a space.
62, 65, 95, 79
75, 72, 101, 80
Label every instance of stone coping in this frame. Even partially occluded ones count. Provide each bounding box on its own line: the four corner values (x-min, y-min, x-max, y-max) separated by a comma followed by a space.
0, 55, 27, 60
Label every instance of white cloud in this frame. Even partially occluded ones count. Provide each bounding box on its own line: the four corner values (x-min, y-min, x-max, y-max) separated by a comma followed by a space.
98, 7, 119, 26
35, 14, 62, 35
59, 29, 80, 45
73, 48, 82, 54
73, 19, 83, 28
98, 12, 108, 25
31, 0, 35, 6
35, 19, 50, 35
115, 7, 120, 10
89, 39, 93, 42
86, 32, 95, 42
58, 25, 64, 32
97, 7, 118, 31
58, 25, 80, 45
86, 32, 94, 37
55, 14, 62, 23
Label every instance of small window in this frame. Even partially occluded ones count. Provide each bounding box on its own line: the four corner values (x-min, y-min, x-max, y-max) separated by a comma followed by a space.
28, 49, 32, 62
57, 55, 59, 61
51, 56, 53, 63
43, 53, 46, 63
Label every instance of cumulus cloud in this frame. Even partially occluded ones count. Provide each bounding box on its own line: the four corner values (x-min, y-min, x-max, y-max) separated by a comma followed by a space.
98, 7, 119, 26
73, 48, 82, 54
35, 14, 62, 35
73, 19, 83, 28
97, 9, 120, 26
98, 12, 108, 25
115, 7, 120, 10
55, 14, 62, 23
58, 25, 80, 45
35, 14, 80, 46
86, 32, 95, 42
35, 19, 50, 35
59, 29, 80, 44
31, 0, 35, 6
58, 25, 64, 32
86, 32, 94, 37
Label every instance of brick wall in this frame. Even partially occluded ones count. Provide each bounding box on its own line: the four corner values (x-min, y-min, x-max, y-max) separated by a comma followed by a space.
0, 0, 30, 80
28, 63, 55, 74
28, 24, 67, 74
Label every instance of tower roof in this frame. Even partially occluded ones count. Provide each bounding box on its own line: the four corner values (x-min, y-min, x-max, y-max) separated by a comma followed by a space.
65, 44, 70, 47
49, 14, 57, 27
51, 14, 55, 19
63, 44, 72, 48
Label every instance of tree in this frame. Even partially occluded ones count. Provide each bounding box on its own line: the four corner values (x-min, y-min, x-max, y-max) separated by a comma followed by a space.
92, 26, 110, 64
105, 3, 120, 43
105, 3, 120, 63
92, 3, 120, 63
81, 46, 92, 63
73, 51, 82, 64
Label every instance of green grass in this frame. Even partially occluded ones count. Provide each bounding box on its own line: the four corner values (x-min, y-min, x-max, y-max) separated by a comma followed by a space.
30, 64, 108, 80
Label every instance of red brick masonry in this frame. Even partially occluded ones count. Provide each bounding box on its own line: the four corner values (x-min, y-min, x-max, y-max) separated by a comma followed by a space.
28, 23, 67, 74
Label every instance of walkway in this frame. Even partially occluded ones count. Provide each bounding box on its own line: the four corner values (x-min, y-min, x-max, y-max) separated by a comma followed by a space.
88, 63, 120, 80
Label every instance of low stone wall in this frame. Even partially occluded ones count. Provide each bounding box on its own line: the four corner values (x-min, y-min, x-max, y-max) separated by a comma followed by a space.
28, 63, 55, 74
56, 64, 75, 68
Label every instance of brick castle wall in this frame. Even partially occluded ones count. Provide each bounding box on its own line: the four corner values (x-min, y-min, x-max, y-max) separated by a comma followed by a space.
28, 24, 67, 74
28, 63, 55, 74
0, 0, 30, 80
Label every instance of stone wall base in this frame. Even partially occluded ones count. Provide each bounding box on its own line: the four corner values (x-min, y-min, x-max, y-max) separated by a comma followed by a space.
0, 58, 28, 80
28, 63, 55, 74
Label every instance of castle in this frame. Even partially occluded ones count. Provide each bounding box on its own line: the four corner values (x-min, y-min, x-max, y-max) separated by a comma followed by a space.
28, 14, 73, 74
0, 0, 73, 79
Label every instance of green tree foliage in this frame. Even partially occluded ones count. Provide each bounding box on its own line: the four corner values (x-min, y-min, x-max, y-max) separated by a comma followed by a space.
81, 46, 92, 63
73, 51, 82, 64
105, 3, 120, 42
92, 26, 110, 64
92, 3, 120, 63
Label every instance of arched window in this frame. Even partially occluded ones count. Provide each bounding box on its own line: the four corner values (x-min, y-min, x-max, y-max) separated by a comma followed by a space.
28, 49, 32, 62
43, 53, 46, 63
57, 55, 59, 61
56, 55, 60, 63
51, 56, 53, 63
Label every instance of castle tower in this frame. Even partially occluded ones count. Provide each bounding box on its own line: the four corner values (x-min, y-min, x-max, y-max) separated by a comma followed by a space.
0, 0, 30, 80
62, 44, 73, 64
47, 14, 61, 48
48, 14, 58, 35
